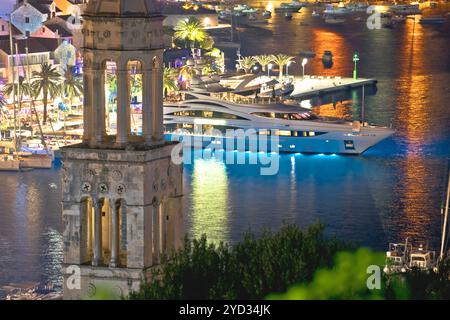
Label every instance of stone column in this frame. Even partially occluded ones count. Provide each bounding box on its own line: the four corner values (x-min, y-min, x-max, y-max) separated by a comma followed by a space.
92, 200, 103, 266
82, 69, 93, 143
116, 69, 130, 144
142, 69, 153, 143
110, 200, 119, 267
93, 70, 106, 143
152, 203, 160, 264
151, 66, 164, 142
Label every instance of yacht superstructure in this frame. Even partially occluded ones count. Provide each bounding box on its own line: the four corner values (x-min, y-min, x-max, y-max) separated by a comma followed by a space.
164, 94, 394, 155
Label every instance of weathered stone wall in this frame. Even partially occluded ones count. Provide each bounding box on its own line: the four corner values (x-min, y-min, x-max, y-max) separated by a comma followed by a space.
61, 143, 183, 299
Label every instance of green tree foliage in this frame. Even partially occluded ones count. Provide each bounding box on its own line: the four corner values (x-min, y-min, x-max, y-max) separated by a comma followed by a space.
240, 56, 256, 74
2, 76, 32, 103
163, 67, 179, 98
270, 249, 450, 300
32, 63, 61, 124
270, 54, 295, 79
62, 67, 82, 108
254, 55, 274, 72
269, 248, 386, 300
128, 223, 348, 300
174, 17, 207, 50
384, 261, 450, 300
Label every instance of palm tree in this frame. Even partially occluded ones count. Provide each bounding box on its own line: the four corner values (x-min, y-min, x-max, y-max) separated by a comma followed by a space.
254, 55, 274, 72
32, 63, 61, 124
2, 76, 32, 104
62, 67, 83, 109
240, 56, 256, 74
174, 17, 207, 51
163, 68, 179, 98
270, 54, 295, 79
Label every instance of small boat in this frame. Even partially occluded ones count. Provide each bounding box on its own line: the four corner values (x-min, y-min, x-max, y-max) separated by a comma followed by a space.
385, 162, 450, 274
325, 16, 346, 24
347, 3, 369, 12
299, 50, 316, 58
384, 240, 437, 274
277, 1, 303, 11
0, 154, 21, 171
262, 10, 272, 18
389, 4, 421, 15
419, 16, 446, 25
392, 15, 406, 23
259, 82, 295, 98
322, 50, 333, 63
285, 12, 293, 20
242, 8, 259, 15
323, 3, 351, 16
312, 10, 320, 17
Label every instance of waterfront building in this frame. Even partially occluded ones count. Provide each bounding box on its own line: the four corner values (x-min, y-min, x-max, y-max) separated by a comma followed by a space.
0, 36, 60, 82
10, 1, 47, 36
61, 0, 184, 300
0, 17, 12, 37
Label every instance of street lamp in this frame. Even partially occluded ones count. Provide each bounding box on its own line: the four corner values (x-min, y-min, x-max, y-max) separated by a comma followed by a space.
268, 63, 273, 77
353, 52, 360, 80
286, 60, 295, 78
301, 58, 308, 78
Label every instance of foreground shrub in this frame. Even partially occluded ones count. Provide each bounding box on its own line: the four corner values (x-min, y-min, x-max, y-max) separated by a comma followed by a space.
129, 223, 349, 300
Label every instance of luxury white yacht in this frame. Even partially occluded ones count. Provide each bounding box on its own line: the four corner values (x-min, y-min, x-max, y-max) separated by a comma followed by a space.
164, 94, 394, 155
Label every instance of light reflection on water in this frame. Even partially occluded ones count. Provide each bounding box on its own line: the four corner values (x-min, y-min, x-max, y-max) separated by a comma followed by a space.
0, 7, 449, 293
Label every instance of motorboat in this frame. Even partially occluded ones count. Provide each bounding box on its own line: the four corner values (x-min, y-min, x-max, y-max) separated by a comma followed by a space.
384, 162, 450, 274
163, 93, 394, 155
0, 154, 20, 171
323, 3, 351, 16
381, 13, 395, 28
276, 1, 303, 13
325, 16, 346, 24
259, 81, 295, 98
389, 4, 421, 15
322, 50, 333, 63
384, 240, 437, 274
262, 10, 272, 18
384, 242, 411, 274
347, 2, 369, 12
299, 50, 316, 58
419, 16, 446, 25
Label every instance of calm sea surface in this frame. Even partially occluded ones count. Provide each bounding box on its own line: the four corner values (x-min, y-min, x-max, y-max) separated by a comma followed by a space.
0, 6, 449, 292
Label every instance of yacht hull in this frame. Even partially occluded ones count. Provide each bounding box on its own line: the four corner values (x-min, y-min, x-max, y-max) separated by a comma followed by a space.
165, 129, 393, 155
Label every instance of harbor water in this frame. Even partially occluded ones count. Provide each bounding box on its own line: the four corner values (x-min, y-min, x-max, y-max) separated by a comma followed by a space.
1, 6, 450, 294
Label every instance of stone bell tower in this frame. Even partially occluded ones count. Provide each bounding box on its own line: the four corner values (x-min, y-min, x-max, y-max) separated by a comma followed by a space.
61, 0, 183, 299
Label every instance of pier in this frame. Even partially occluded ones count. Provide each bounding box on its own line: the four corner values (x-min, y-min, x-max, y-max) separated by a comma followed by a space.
289, 76, 377, 100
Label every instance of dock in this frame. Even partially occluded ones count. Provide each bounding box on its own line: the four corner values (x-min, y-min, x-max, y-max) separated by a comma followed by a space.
289, 76, 377, 100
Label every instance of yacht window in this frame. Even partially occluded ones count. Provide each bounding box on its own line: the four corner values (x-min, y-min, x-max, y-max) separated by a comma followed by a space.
344, 140, 355, 150
168, 111, 248, 120
275, 130, 292, 136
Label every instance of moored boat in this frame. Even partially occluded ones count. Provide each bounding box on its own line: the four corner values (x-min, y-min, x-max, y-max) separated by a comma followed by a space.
419, 16, 446, 25
164, 93, 394, 155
